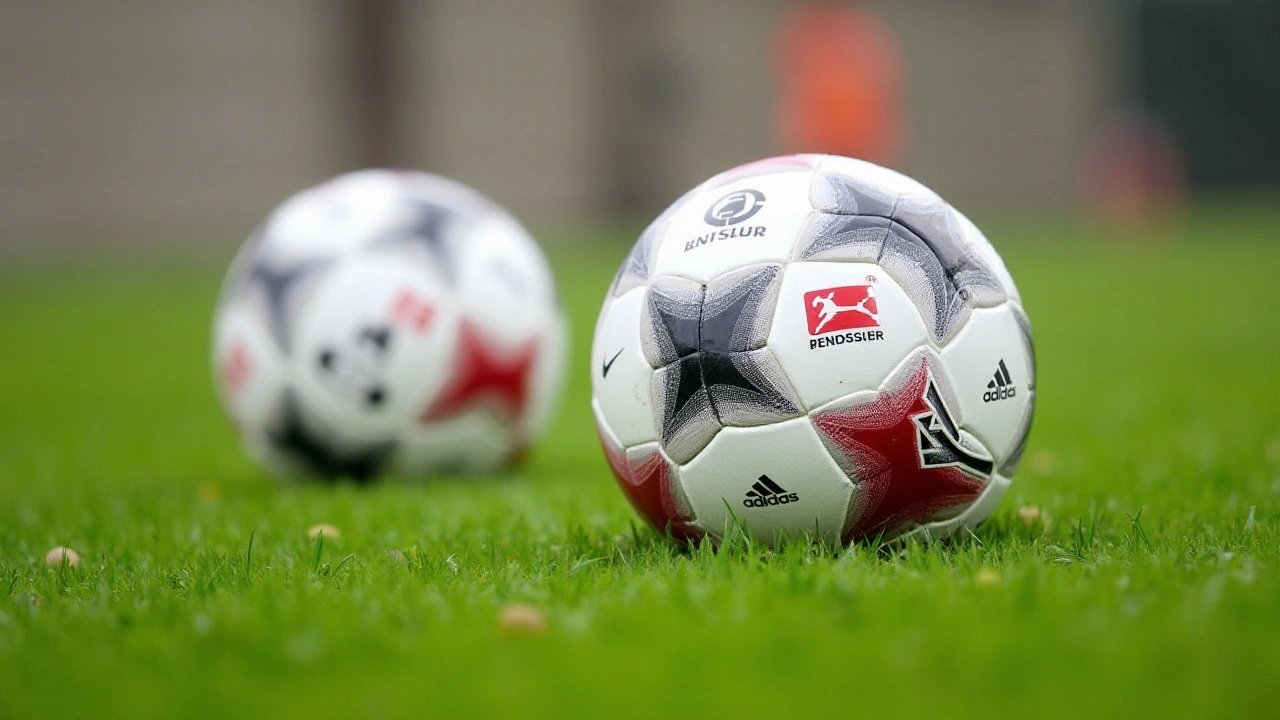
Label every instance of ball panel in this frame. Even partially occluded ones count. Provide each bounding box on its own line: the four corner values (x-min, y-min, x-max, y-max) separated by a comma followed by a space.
639, 275, 703, 369
228, 252, 335, 354
810, 170, 900, 218
1011, 302, 1037, 390
263, 171, 408, 260
454, 211, 562, 344
450, 209, 566, 444
703, 155, 820, 189
520, 313, 568, 443
810, 352, 994, 543
595, 414, 701, 542
613, 157, 821, 298
955, 209, 1022, 304
390, 170, 502, 217
939, 305, 1035, 469
361, 198, 461, 287
812, 154, 941, 201
887, 212, 1005, 344
610, 230, 657, 300
678, 416, 854, 546
648, 169, 816, 283
998, 302, 1036, 477
263, 389, 398, 481
640, 263, 785, 365
610, 182, 706, 298
998, 399, 1034, 477
289, 255, 460, 441
651, 360, 719, 465
395, 410, 514, 475
592, 288, 658, 447
708, 348, 804, 429
212, 301, 287, 431
264, 170, 499, 270
894, 474, 1012, 544
794, 210, 1006, 347
804, 159, 1008, 346
701, 263, 784, 352
793, 213, 890, 263
769, 261, 929, 411
418, 318, 543, 442
642, 265, 803, 465
215, 227, 266, 309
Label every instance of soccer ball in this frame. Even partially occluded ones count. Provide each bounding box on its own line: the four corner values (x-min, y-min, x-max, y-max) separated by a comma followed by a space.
213, 169, 566, 480
592, 155, 1034, 546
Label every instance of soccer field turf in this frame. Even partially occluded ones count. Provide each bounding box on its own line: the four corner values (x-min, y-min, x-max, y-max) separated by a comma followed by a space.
1, 212, 1278, 718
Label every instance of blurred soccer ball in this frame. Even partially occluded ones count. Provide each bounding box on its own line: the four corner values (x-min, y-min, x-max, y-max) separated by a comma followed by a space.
592, 155, 1034, 546
213, 170, 566, 480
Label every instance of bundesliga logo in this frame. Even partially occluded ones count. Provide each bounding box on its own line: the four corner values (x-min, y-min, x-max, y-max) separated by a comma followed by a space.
803, 284, 885, 349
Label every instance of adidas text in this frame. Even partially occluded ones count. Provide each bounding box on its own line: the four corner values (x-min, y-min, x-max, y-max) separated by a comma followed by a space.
742, 474, 799, 507
743, 493, 800, 508
983, 386, 1016, 402
983, 359, 1016, 403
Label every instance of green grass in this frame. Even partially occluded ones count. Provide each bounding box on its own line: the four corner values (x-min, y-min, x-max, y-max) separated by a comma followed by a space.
2, 212, 1279, 719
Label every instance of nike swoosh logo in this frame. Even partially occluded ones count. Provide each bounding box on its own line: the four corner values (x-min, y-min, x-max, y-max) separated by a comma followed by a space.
602, 348, 624, 378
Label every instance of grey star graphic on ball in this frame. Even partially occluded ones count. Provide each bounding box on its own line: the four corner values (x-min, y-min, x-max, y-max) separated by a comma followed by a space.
644, 265, 801, 464
798, 172, 1006, 344
238, 256, 331, 352
370, 199, 459, 283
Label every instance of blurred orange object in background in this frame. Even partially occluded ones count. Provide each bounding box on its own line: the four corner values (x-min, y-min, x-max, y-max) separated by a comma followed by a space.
776, 1, 905, 165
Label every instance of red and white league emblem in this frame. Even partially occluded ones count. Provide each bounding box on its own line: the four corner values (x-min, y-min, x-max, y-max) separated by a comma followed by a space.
803, 285, 879, 335
389, 288, 435, 333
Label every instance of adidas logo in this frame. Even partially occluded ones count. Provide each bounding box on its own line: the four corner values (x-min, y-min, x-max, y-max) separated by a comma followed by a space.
742, 474, 800, 508
982, 359, 1017, 403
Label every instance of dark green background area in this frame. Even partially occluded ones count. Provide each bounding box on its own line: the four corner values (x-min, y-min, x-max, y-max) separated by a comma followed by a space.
1136, 0, 1280, 187
1, 212, 1278, 718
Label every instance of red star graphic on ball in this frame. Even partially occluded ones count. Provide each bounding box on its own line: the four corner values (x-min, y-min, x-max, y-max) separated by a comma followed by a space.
812, 358, 991, 542
597, 422, 701, 542
422, 320, 539, 423
218, 340, 253, 397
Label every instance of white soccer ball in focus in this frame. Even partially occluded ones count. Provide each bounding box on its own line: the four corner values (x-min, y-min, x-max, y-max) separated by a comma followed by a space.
592, 155, 1034, 546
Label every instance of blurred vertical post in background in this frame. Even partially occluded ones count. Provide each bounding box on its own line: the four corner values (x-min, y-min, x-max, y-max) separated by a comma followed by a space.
342, 0, 404, 170
587, 1, 672, 219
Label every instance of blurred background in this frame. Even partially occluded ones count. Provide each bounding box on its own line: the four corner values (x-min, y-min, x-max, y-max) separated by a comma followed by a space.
0, 0, 1277, 250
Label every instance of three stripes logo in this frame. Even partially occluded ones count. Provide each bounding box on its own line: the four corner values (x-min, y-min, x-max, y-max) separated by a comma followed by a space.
743, 474, 800, 508
983, 359, 1017, 403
